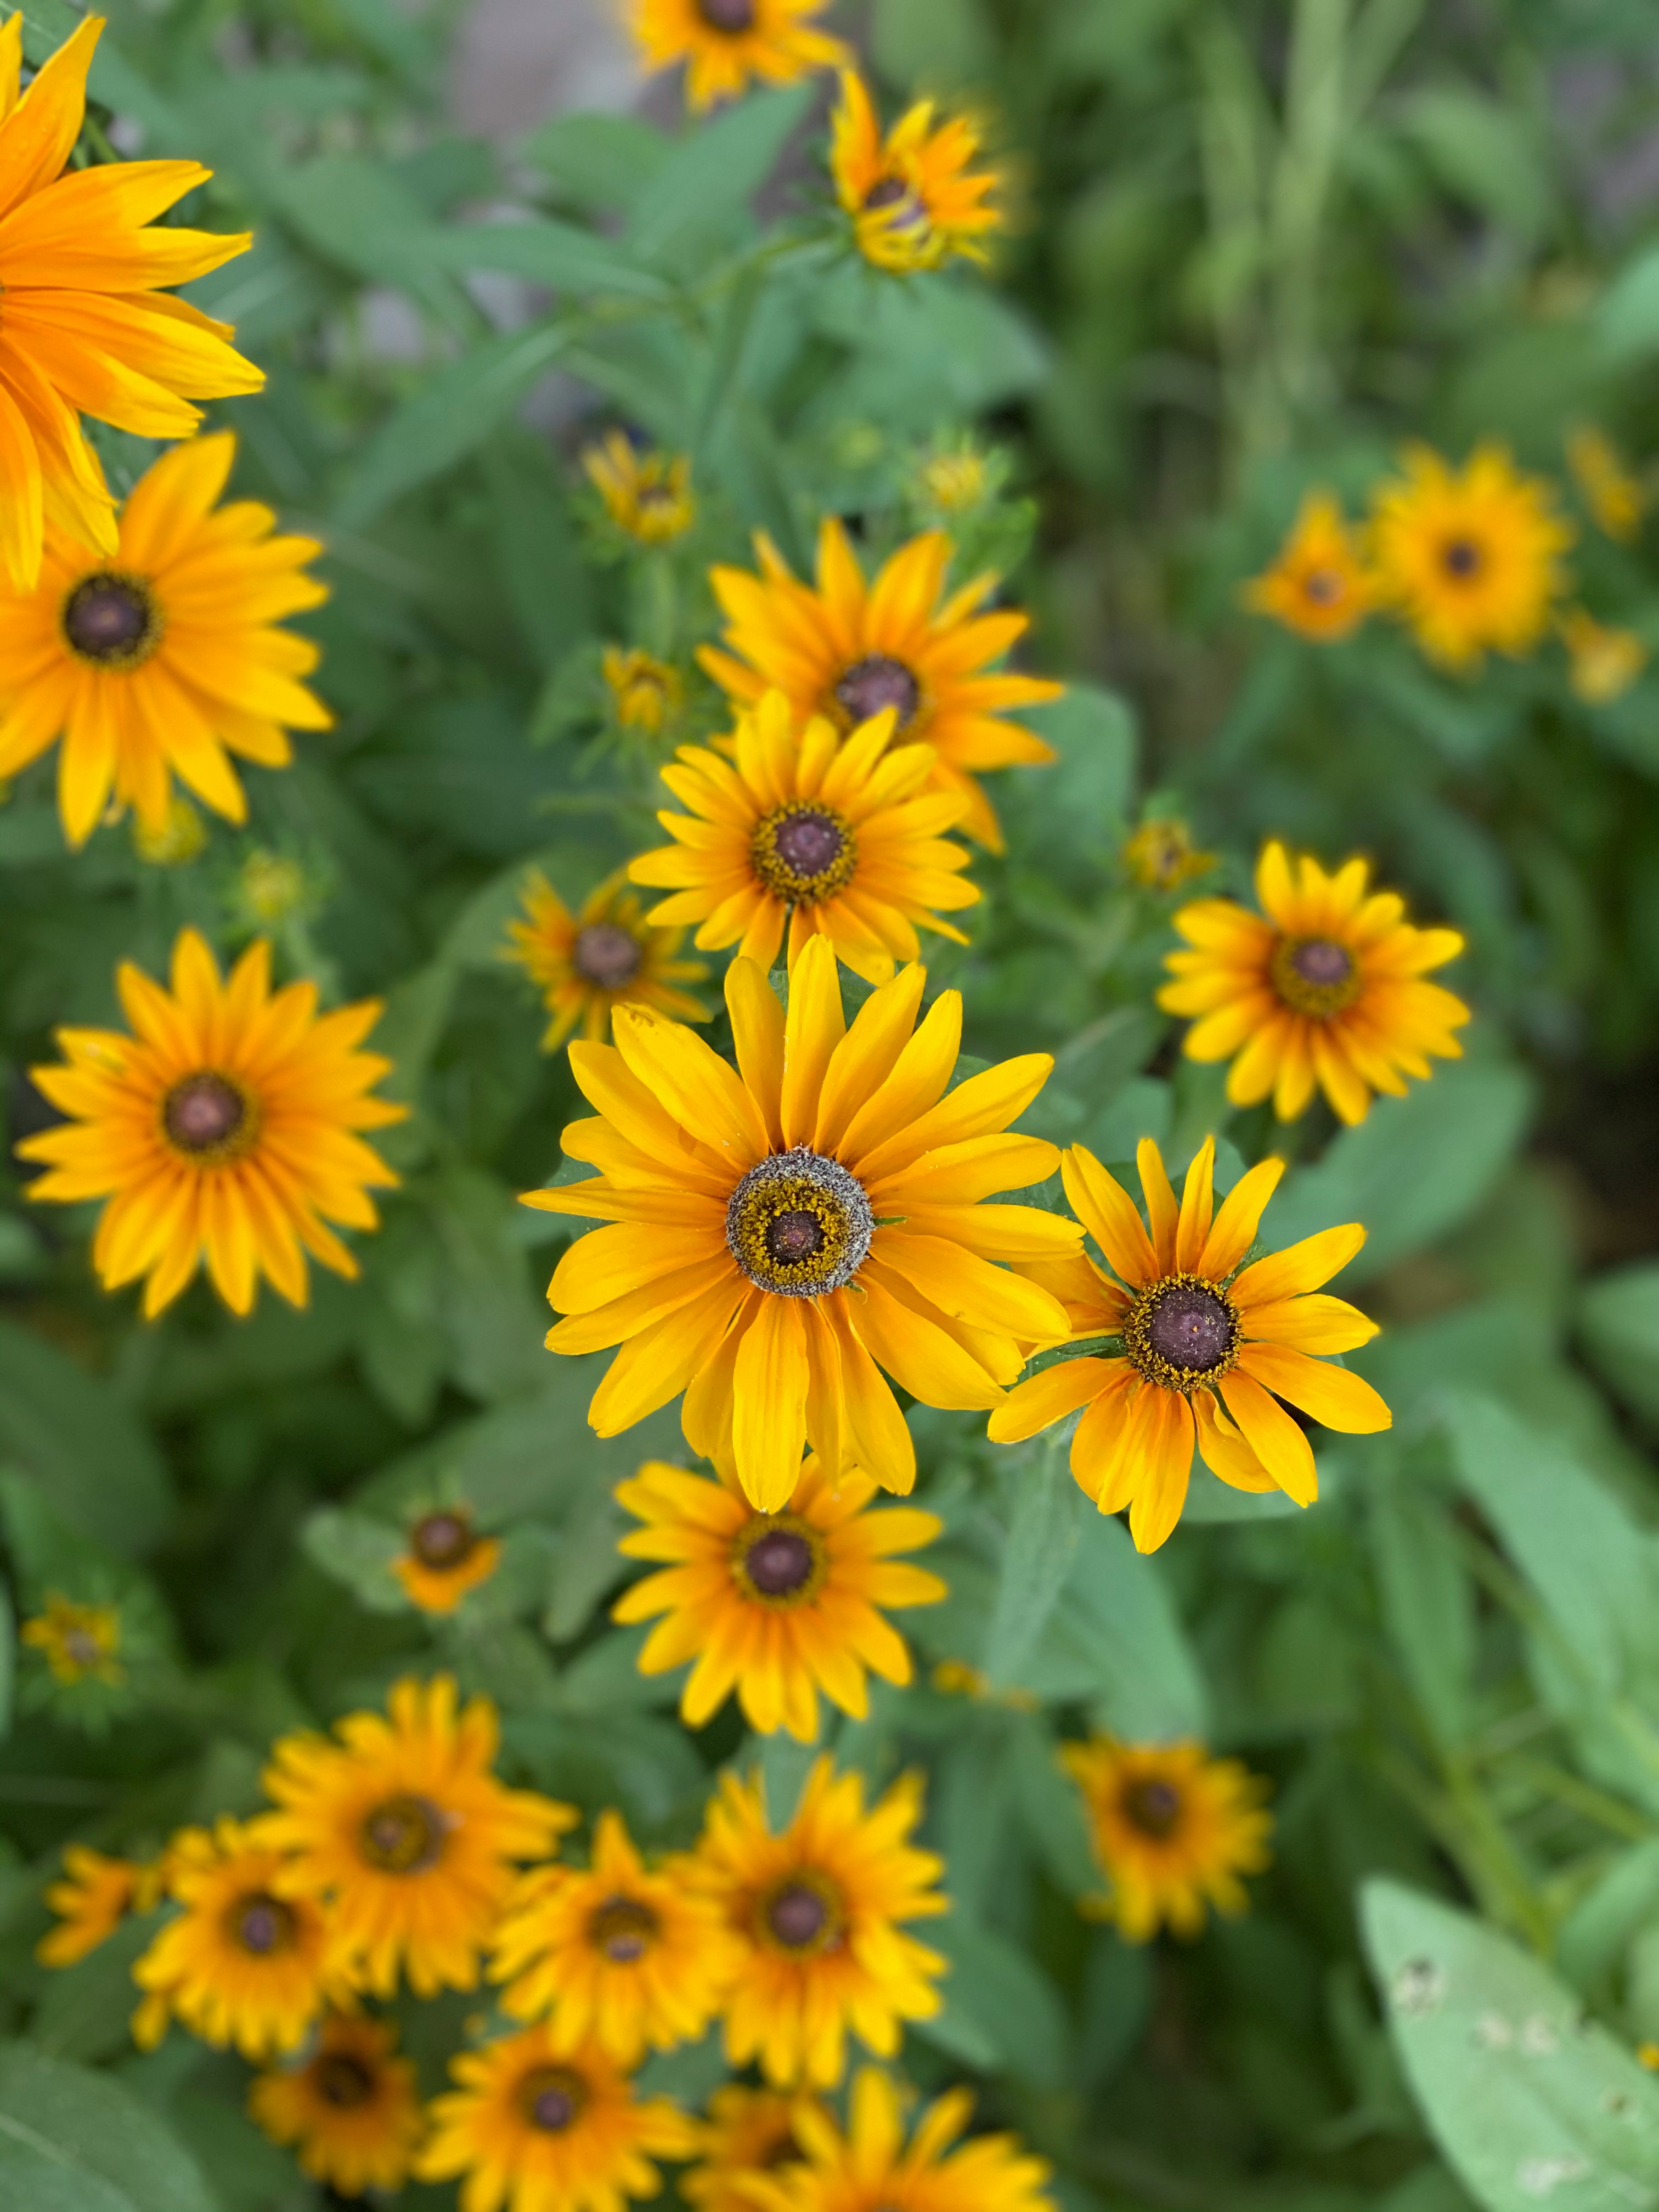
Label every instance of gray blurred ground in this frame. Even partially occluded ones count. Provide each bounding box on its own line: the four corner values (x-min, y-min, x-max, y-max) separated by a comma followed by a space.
450, 0, 644, 137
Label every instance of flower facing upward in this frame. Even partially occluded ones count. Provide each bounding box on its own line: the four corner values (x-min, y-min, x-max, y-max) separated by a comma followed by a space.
1370, 443, 1573, 669
1560, 607, 1647, 704
613, 1455, 946, 1741
417, 2025, 697, 2212
248, 2012, 426, 2199
38, 1843, 166, 1967
583, 432, 695, 545
630, 0, 847, 112
261, 1675, 577, 1997
0, 14, 262, 591
682, 2086, 823, 2212
505, 869, 709, 1052
629, 690, 979, 985
522, 935, 1077, 1511
0, 434, 329, 848
393, 1508, 503, 1615
830, 72, 1001, 275
1061, 1737, 1272, 1942
686, 1757, 946, 2087
490, 1808, 741, 2064
19, 928, 406, 1317
21, 1592, 122, 1683
1122, 818, 1216, 894
989, 1137, 1390, 1552
603, 646, 682, 736
1242, 492, 1376, 642
1158, 841, 1470, 1125
1567, 425, 1644, 543
746, 2068, 1054, 2212
700, 519, 1062, 850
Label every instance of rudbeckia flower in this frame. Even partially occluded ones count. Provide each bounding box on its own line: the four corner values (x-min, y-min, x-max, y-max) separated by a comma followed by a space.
505, 868, 709, 1050
37, 1843, 166, 1967
682, 2087, 824, 2212
830, 71, 1002, 274
391, 1508, 503, 1615
629, 0, 847, 113
248, 2013, 426, 2200
743, 2068, 1055, 2212
20, 1592, 122, 1684
1242, 491, 1376, 641
1062, 1736, 1273, 1942
582, 431, 695, 544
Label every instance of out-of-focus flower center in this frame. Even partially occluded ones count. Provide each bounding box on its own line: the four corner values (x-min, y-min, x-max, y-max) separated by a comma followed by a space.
1301, 566, 1345, 605
697, 0, 756, 30
1440, 536, 1483, 580
573, 922, 644, 990
410, 1511, 476, 1570
726, 1148, 873, 1297
1124, 1274, 1241, 1393
359, 1793, 447, 1875
832, 652, 922, 732
1269, 934, 1363, 1019
1120, 1776, 1184, 1838
735, 1514, 825, 1606
315, 2053, 376, 2108
863, 174, 932, 246
61, 571, 163, 668
521, 2066, 588, 2132
587, 1894, 660, 1963
162, 1072, 253, 1159
232, 1893, 295, 1955
761, 1872, 843, 1955
751, 802, 859, 907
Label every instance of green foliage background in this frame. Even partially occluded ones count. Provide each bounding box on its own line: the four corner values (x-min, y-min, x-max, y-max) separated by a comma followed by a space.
3, 1, 1659, 2208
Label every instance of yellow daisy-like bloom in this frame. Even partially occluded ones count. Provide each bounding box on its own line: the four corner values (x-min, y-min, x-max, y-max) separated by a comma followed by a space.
130, 793, 206, 867
629, 689, 979, 986
490, 1807, 741, 2064
1158, 840, 1471, 1125
603, 646, 682, 736
682, 2085, 823, 2212
522, 934, 1077, 1513
417, 2025, 698, 2212
1121, 818, 1215, 893
0, 433, 329, 849
630, 0, 847, 113
0, 14, 262, 592
1060, 1736, 1272, 1943
505, 868, 709, 1052
19, 928, 405, 1317
1242, 492, 1375, 642
613, 1454, 946, 1741
830, 72, 1001, 275
687, 1756, 946, 2088
991, 1136, 1392, 1552
583, 432, 695, 545
747, 2067, 1054, 2212
1560, 606, 1647, 704
261, 1675, 577, 1999
392, 1508, 503, 1615
130, 1818, 343, 2061
912, 445, 990, 518
248, 2011, 426, 2199
37, 1843, 165, 1967
20, 1591, 122, 1684
700, 519, 1062, 851
1567, 425, 1644, 543
1369, 443, 1573, 669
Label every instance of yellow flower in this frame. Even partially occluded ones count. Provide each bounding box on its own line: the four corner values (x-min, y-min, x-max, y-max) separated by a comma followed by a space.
989, 1136, 1391, 1552
522, 934, 1078, 1512
1121, 819, 1215, 893
629, 0, 847, 113
701, 518, 1062, 850
416, 2025, 698, 2212
19, 928, 405, 1317
682, 2086, 824, 2212
37, 1843, 165, 1967
912, 444, 990, 517
1157, 840, 1471, 1125
629, 689, 980, 986
830, 71, 1002, 275
1060, 1736, 1272, 1942
130, 794, 206, 867
0, 14, 261, 592
1242, 492, 1375, 642
248, 2011, 426, 2199
0, 432, 327, 848
20, 1592, 122, 1684
131, 1818, 345, 2061
505, 868, 709, 1051
238, 849, 309, 928
612, 1454, 946, 1740
1559, 607, 1646, 704
1370, 443, 1573, 669
392, 1508, 503, 1615
583, 432, 695, 545
746, 2067, 1054, 2212
603, 646, 682, 736
490, 1807, 741, 2065
1567, 425, 1644, 543
928, 1658, 1035, 1711
1640, 2041, 1659, 2072
687, 1756, 947, 2087
261, 1675, 577, 1998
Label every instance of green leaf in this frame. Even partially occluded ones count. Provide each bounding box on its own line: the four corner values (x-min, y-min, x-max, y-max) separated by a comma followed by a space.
871, 0, 997, 86
1059, 1511, 1209, 1741
1577, 1263, 1659, 1429
982, 1427, 1080, 1689
1557, 1839, 1659, 1996
432, 1166, 550, 1404
922, 1914, 1071, 2089
1598, 246, 1659, 363
431, 219, 669, 301
301, 1507, 404, 1611
273, 155, 470, 322
520, 112, 671, 218
0, 1322, 170, 1557
0, 2044, 221, 2212
1369, 1482, 1476, 1749
627, 85, 814, 266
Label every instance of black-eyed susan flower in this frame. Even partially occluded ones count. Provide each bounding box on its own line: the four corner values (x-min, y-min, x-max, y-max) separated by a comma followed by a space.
417, 2025, 698, 2212
1242, 491, 1375, 641
1559, 607, 1647, 704
0, 433, 328, 848
990, 1137, 1389, 1551
490, 1807, 741, 2064
1157, 840, 1470, 1125
682, 2086, 823, 2212
0, 14, 261, 591
701, 520, 1062, 850
1567, 425, 1644, 543
261, 1675, 577, 1999
629, 689, 979, 985
603, 645, 682, 736
522, 934, 1078, 1513
131, 1818, 344, 2060
686, 1756, 946, 2087
1060, 1736, 1272, 1942
630, 0, 847, 112
19, 928, 405, 1317
830, 71, 1001, 275
583, 431, 695, 545
505, 868, 710, 1051
247, 2012, 426, 2199
20, 1592, 122, 1684
613, 1454, 946, 1740
37, 1843, 166, 1967
1370, 443, 1573, 670
746, 2067, 1054, 2212
392, 1508, 503, 1615
1122, 817, 1216, 893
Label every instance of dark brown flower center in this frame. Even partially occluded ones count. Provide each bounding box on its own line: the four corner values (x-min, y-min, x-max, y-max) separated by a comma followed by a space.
726, 1149, 873, 1297
765, 1878, 836, 1951
162, 1072, 248, 1156
1441, 537, 1482, 579
697, 0, 755, 27
62, 1626, 106, 1669
1269, 933, 1363, 1018
774, 811, 844, 878
315, 2053, 375, 2108
61, 572, 162, 668
833, 652, 922, 732
359, 1793, 446, 1874
1121, 1777, 1183, 1838
746, 1527, 815, 1596
862, 176, 930, 240
768, 1210, 823, 1265
572, 922, 644, 990
522, 2066, 587, 2133
588, 1894, 659, 1963
233, 1893, 294, 1955
1290, 938, 1352, 987
1123, 1273, 1241, 1392
751, 803, 859, 907
1301, 567, 1344, 605
410, 1511, 475, 1570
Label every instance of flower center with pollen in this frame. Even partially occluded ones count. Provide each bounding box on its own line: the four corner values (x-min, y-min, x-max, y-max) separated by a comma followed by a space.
734, 1513, 826, 1607
410, 1511, 475, 1570
521, 2067, 587, 2133
359, 1793, 447, 1875
61, 571, 163, 669
751, 802, 859, 908
162, 1071, 255, 1161
760, 1873, 843, 1956
832, 652, 922, 733
1268, 934, 1362, 1019
315, 2055, 375, 2109
1120, 1778, 1183, 1838
573, 922, 643, 990
587, 1895, 659, 1964
863, 175, 932, 245
726, 1148, 874, 1298
696, 0, 755, 27
1123, 1274, 1240, 1394
231, 1893, 295, 1955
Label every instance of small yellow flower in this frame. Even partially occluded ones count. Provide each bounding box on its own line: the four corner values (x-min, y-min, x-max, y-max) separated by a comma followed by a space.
21, 1593, 123, 1685
38, 1843, 167, 1967
629, 0, 847, 114
1122, 819, 1216, 893
583, 432, 695, 545
238, 849, 308, 927
1567, 425, 1645, 543
830, 71, 1002, 275
248, 2012, 426, 2199
131, 795, 206, 867
682, 2086, 823, 2212
1243, 492, 1376, 641
743, 2068, 1054, 2212
1559, 607, 1647, 704
392, 1508, 503, 1615
913, 444, 991, 516
1063, 1736, 1272, 1942
602, 646, 682, 736
504, 867, 709, 1051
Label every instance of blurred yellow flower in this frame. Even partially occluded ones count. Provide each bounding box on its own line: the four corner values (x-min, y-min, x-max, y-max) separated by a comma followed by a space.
1122, 817, 1215, 892
583, 431, 695, 544
131, 795, 206, 867
1567, 425, 1645, 543
602, 645, 682, 735
248, 2012, 426, 2199
504, 867, 709, 1050
743, 2068, 1054, 2212
913, 444, 991, 515
1062, 1736, 1272, 1942
682, 2086, 823, 2212
238, 849, 308, 927
392, 1508, 502, 1615
629, 0, 846, 112
1243, 492, 1376, 641
38, 1843, 166, 1967
21, 1593, 123, 1684
830, 71, 1002, 274
1560, 607, 1646, 703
